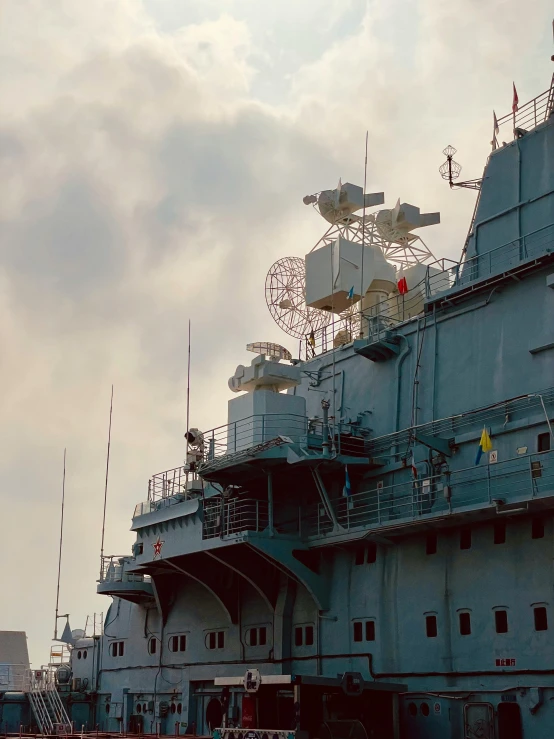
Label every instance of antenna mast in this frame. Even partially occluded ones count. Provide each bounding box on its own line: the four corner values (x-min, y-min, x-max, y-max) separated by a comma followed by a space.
185, 321, 191, 490
99, 385, 114, 581
54, 448, 67, 640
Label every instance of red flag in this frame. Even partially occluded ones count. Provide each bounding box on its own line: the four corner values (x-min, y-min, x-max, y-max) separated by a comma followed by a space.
512, 83, 519, 114
397, 276, 408, 295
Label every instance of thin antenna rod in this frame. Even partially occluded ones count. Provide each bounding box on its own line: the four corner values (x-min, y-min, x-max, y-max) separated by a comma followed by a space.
54, 448, 67, 640
99, 385, 114, 581
360, 131, 369, 333
185, 320, 191, 490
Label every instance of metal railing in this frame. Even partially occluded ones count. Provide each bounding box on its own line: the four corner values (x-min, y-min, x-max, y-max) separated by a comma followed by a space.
202, 498, 269, 539
148, 466, 189, 502
27, 668, 72, 735
493, 74, 554, 148
99, 555, 150, 585
305, 448, 554, 537
300, 222, 554, 359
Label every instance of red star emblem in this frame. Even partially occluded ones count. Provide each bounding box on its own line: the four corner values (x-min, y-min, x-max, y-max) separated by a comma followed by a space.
152, 536, 164, 558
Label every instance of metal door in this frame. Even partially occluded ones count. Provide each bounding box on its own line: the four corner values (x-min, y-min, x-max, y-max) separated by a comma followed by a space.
464, 703, 494, 739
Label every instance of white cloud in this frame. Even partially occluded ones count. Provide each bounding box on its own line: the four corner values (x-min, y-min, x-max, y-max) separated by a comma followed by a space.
1, 0, 552, 664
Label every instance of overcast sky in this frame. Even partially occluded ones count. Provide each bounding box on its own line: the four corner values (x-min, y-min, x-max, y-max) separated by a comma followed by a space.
1, 1, 552, 666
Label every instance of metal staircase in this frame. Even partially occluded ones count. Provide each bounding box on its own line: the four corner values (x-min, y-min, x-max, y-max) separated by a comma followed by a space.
27, 668, 72, 735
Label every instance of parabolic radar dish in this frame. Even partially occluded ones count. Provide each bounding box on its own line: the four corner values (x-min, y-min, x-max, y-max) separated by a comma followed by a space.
265, 256, 331, 339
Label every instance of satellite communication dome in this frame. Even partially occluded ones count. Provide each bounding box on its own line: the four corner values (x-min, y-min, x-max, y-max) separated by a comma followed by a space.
265, 256, 331, 339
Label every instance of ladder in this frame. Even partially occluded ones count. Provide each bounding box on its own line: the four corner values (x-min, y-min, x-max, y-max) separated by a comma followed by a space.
27, 669, 72, 735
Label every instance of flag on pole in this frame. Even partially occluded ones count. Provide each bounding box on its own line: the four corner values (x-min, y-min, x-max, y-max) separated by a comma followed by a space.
347, 285, 355, 300
308, 330, 315, 348
411, 456, 418, 480
397, 276, 409, 295
512, 83, 519, 114
343, 465, 352, 497
475, 426, 493, 465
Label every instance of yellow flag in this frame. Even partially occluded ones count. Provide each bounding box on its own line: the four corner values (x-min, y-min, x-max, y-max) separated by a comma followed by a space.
480, 427, 492, 452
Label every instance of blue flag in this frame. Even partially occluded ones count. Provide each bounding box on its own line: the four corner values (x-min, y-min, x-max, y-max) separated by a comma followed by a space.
347, 285, 355, 300
343, 465, 351, 497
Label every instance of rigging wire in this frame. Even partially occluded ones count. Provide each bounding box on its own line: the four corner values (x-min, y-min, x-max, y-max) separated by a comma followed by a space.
54, 448, 66, 640
99, 385, 114, 581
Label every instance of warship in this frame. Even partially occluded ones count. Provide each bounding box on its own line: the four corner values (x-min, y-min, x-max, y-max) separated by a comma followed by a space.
2, 49, 554, 739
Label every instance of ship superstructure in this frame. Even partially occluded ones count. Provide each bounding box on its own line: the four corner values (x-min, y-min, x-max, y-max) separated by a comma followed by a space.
2, 68, 554, 739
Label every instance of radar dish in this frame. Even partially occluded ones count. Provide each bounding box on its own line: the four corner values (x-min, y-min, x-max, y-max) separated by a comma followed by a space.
246, 342, 292, 361
265, 257, 331, 339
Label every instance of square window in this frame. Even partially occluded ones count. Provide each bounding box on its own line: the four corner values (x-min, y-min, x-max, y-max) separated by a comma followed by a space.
366, 543, 377, 564
118, 641, 124, 657
294, 627, 303, 647
460, 528, 471, 550
170, 636, 178, 652
259, 627, 267, 646
179, 635, 187, 651
250, 628, 258, 646
538, 432, 551, 452
534, 607, 548, 632
426, 534, 437, 555
217, 631, 225, 649
459, 612, 471, 636
208, 632, 216, 650
494, 522, 506, 545
532, 517, 544, 539
365, 621, 375, 642
425, 616, 437, 638
110, 643, 117, 657
495, 610, 508, 634
353, 622, 363, 643
305, 625, 314, 646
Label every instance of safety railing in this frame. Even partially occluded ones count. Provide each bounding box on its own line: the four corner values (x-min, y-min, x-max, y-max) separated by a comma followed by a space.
493, 75, 554, 148
202, 498, 269, 539
305, 448, 554, 537
27, 667, 72, 735
300, 222, 554, 359
99, 555, 151, 585
148, 465, 189, 502
199, 413, 309, 465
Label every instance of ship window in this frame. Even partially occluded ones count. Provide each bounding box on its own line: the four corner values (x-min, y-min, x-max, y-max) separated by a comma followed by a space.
177, 703, 182, 714
494, 521, 506, 544
534, 606, 548, 631
206, 631, 225, 650
420, 702, 430, 717
407, 702, 417, 717
353, 622, 363, 643
148, 638, 157, 655
294, 624, 314, 647
136, 704, 141, 714
459, 612, 471, 636
169, 635, 187, 652
247, 626, 267, 647
426, 615, 437, 638
365, 620, 375, 641
171, 704, 176, 714
83, 650, 87, 659
460, 528, 471, 550
495, 610, 508, 634
77, 651, 82, 660
110, 641, 124, 657
538, 432, 551, 452
259, 627, 267, 646
532, 517, 545, 539
355, 544, 377, 565
426, 533, 437, 555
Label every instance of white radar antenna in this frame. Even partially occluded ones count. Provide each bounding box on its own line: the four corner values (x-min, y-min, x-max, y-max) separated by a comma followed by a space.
305, 181, 438, 267
265, 256, 331, 339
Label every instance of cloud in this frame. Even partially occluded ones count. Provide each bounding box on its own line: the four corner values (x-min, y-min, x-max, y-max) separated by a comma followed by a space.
1, 0, 552, 664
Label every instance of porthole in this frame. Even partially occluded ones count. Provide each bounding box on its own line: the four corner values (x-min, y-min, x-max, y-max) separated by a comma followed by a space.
171, 703, 176, 714
408, 702, 417, 717
83, 650, 87, 659
77, 651, 82, 660
420, 702, 430, 717
143, 703, 147, 713
137, 704, 142, 714
177, 703, 182, 714
105, 704, 110, 714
